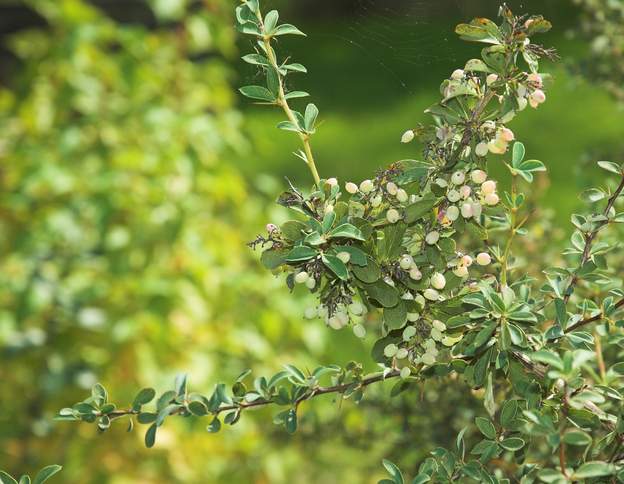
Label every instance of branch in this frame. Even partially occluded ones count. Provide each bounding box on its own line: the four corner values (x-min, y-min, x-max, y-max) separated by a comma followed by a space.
564, 297, 624, 333
563, 175, 624, 304
105, 369, 401, 420
255, 11, 321, 186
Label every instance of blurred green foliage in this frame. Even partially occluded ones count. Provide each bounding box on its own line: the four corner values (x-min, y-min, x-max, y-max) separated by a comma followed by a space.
1, 0, 624, 483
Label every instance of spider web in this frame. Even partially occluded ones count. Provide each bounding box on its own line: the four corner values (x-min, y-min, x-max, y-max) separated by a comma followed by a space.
311, 0, 481, 96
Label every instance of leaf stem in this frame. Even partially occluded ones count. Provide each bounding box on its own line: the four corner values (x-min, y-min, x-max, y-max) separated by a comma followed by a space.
256, 13, 321, 186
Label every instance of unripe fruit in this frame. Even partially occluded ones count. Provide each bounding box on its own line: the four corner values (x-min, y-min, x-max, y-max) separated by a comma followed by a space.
403, 326, 417, 340
431, 328, 443, 341
460, 185, 472, 199
484, 192, 500, 206
421, 353, 436, 365
384, 343, 398, 358
371, 195, 382, 208
517, 96, 528, 111
481, 180, 496, 195
400, 255, 414, 270
499, 127, 515, 142
353, 324, 366, 338
462, 255, 473, 267
451, 69, 465, 80
451, 171, 466, 185
470, 170, 487, 184
527, 72, 543, 88
396, 348, 408, 359
305, 278, 316, 290
488, 138, 508, 154
409, 267, 422, 281
472, 202, 483, 219
386, 209, 401, 224
407, 312, 419, 322
396, 189, 408, 203
529, 89, 546, 108
328, 316, 343, 330
461, 203, 473, 219
326, 177, 338, 186
475, 142, 489, 157
481, 120, 496, 131
453, 265, 468, 278
446, 205, 460, 221
430, 272, 446, 290
400, 367, 411, 379
295, 271, 309, 284
476, 252, 492, 266
360, 179, 374, 193
447, 189, 461, 203
424, 288, 440, 301
486, 73, 498, 85
345, 182, 358, 194
337, 251, 351, 264
425, 231, 440, 245
386, 182, 398, 195
401, 130, 415, 143
349, 301, 364, 316
304, 307, 317, 319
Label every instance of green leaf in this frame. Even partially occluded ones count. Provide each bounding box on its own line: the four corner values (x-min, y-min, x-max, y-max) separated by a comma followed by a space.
573, 461, 616, 479
405, 193, 438, 223
0, 472, 18, 484
537, 469, 566, 483
145, 423, 157, 448
264, 10, 279, 33
363, 280, 399, 308
352, 258, 381, 283
500, 437, 525, 451
285, 408, 298, 434
563, 430, 592, 446
531, 350, 564, 370
188, 400, 208, 416
266, 66, 280, 96
455, 23, 500, 44
597, 160, 621, 174
322, 254, 349, 280
33, 466, 62, 484
464, 58, 490, 73
304, 104, 319, 132
277, 121, 301, 132
133, 388, 156, 408
92, 383, 107, 406
239, 85, 276, 102
261, 248, 287, 269
381, 459, 404, 484
283, 63, 307, 73
580, 188, 606, 203
241, 54, 269, 66
333, 246, 367, 266
273, 24, 306, 36
475, 417, 496, 440
18, 477, 30, 484
285, 246, 317, 262
328, 223, 365, 241
284, 91, 309, 100
206, 417, 221, 433
511, 142, 525, 167
384, 301, 407, 330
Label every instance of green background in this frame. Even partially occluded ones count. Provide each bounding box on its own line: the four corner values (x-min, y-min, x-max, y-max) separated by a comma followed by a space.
0, 0, 622, 482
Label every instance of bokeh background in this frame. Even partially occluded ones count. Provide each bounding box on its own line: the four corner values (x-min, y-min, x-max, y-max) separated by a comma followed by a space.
0, 0, 622, 482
